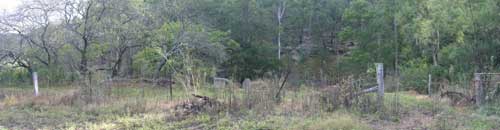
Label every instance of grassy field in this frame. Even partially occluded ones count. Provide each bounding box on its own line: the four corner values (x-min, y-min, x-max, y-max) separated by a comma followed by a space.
0, 83, 499, 130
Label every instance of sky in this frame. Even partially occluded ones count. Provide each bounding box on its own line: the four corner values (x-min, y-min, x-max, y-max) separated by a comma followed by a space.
0, 0, 21, 13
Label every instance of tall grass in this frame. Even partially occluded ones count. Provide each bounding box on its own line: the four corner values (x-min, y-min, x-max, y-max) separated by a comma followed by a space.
1, 78, 499, 129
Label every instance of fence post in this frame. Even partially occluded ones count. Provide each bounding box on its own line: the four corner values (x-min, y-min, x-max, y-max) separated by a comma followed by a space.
169, 76, 173, 100
428, 74, 432, 95
376, 63, 384, 112
474, 73, 483, 106
243, 78, 252, 109
33, 72, 39, 96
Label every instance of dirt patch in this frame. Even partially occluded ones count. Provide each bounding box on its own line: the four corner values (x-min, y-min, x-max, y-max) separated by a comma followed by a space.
405, 90, 420, 95
415, 95, 430, 100
368, 111, 434, 130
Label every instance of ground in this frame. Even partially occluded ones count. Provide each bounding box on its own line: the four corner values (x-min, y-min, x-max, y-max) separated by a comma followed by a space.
0, 83, 499, 130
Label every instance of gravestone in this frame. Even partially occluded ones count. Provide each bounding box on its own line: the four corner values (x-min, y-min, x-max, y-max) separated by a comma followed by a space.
242, 78, 252, 108
214, 77, 230, 88
242, 78, 251, 89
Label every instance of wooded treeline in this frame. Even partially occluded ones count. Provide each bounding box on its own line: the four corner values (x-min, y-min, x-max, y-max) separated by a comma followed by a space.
0, 0, 499, 93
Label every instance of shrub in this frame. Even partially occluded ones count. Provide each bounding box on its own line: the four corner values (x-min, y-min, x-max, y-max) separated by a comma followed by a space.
401, 59, 430, 94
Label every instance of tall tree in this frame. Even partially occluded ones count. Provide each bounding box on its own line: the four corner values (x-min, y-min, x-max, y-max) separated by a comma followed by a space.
62, 0, 107, 76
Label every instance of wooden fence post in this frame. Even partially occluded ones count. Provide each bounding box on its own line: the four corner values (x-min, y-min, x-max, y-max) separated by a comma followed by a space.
474, 73, 483, 106
169, 76, 173, 100
376, 63, 384, 112
428, 74, 432, 95
33, 72, 39, 96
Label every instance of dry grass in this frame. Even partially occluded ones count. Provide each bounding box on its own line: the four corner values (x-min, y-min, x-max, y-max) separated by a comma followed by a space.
0, 80, 499, 129
243, 79, 276, 112
296, 112, 370, 130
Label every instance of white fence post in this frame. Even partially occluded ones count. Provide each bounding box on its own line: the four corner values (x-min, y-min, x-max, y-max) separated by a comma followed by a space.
33, 72, 39, 96
376, 63, 384, 112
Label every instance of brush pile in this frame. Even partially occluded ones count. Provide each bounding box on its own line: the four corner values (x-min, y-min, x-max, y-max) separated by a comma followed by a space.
174, 94, 223, 117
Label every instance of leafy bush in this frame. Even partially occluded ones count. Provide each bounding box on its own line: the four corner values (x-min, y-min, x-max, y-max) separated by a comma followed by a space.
0, 68, 30, 83
400, 59, 430, 94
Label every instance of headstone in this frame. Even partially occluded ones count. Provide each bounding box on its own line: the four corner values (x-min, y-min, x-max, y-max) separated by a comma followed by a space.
242, 78, 251, 89
214, 77, 230, 88
242, 78, 252, 109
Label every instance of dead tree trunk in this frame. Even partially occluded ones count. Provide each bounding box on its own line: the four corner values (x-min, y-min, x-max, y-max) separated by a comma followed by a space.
275, 69, 291, 100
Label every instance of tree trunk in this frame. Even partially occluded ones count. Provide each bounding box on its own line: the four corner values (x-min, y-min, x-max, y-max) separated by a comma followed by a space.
111, 47, 129, 78
276, 0, 285, 60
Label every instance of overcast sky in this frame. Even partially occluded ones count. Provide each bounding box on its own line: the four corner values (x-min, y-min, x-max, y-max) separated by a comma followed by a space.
0, 0, 21, 13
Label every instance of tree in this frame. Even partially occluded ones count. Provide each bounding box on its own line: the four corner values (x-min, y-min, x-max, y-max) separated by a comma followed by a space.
275, 0, 286, 60
62, 0, 107, 76
99, 0, 144, 77
0, 0, 64, 72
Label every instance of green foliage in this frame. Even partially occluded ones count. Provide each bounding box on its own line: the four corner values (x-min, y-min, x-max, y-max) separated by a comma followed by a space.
132, 47, 164, 75
229, 42, 280, 80
400, 59, 430, 93
469, 119, 495, 130
0, 68, 30, 83
87, 42, 110, 60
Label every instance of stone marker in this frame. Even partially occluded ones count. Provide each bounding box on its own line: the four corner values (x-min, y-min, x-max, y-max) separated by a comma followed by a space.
214, 77, 230, 88
242, 78, 251, 89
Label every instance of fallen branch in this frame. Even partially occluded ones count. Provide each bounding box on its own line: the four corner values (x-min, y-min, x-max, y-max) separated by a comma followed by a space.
440, 91, 468, 99
214, 77, 230, 83
440, 91, 475, 106
192, 94, 210, 101
353, 86, 378, 97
